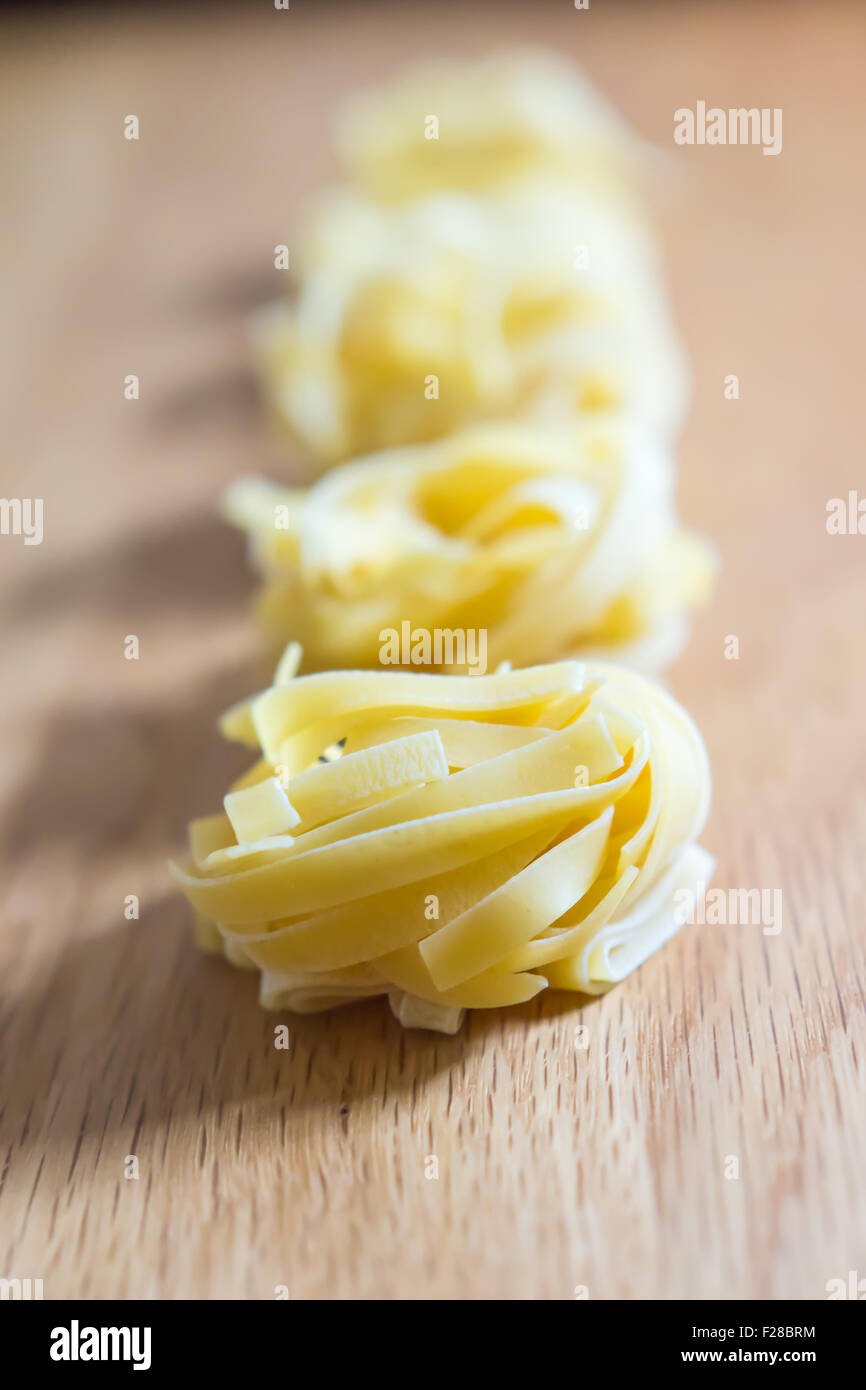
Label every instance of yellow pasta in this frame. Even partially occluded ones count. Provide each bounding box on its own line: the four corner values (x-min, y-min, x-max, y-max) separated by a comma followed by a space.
257, 177, 687, 466
333, 48, 645, 205
223, 420, 715, 676
171, 651, 713, 1033
223, 778, 300, 842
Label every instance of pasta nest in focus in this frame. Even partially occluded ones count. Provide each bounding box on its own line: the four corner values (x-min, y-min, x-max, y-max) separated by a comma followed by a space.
171, 655, 713, 1034
256, 179, 688, 466
223, 420, 715, 676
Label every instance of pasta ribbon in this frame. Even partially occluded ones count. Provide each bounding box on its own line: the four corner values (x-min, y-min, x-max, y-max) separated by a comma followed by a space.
256, 178, 687, 465
251, 50, 686, 466
223, 420, 715, 676
334, 48, 644, 205
171, 651, 713, 1032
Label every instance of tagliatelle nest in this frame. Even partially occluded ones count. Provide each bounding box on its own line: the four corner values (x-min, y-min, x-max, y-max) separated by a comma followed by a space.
257, 178, 688, 466
334, 48, 646, 205
171, 653, 713, 1034
223, 420, 715, 676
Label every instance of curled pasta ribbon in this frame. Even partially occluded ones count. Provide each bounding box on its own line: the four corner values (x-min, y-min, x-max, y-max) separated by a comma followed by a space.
223, 420, 715, 676
257, 178, 687, 465
333, 48, 647, 205
172, 653, 713, 1033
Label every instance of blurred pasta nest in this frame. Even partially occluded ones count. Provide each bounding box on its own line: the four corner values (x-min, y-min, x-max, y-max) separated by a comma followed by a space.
334, 47, 645, 204
257, 178, 688, 465
256, 47, 687, 466
171, 656, 713, 1034
223, 420, 715, 675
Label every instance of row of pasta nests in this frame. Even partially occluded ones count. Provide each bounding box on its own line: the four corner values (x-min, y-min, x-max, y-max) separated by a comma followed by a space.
174, 52, 716, 1030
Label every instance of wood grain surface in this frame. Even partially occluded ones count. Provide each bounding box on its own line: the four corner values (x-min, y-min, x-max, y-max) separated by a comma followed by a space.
1, 0, 865, 1300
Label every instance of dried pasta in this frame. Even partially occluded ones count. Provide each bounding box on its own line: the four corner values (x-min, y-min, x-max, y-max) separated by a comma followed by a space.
223, 419, 715, 675
257, 178, 687, 465
171, 653, 713, 1033
334, 48, 646, 205
256, 49, 683, 466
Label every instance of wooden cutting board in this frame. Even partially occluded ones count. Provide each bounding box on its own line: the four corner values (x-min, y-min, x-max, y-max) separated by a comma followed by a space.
2, 1, 864, 1299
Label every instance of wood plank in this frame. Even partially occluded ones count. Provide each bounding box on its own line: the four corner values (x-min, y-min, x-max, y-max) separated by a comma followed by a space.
1, 0, 864, 1299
